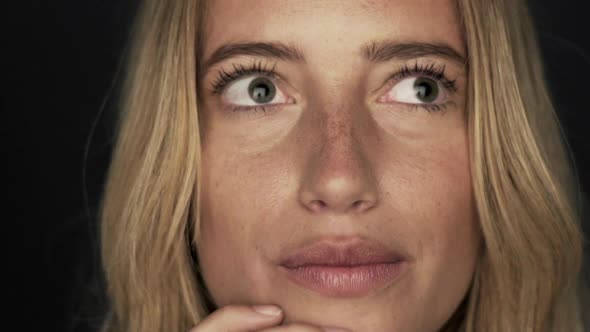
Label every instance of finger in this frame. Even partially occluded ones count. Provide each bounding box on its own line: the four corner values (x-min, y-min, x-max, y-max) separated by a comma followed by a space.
188, 304, 284, 332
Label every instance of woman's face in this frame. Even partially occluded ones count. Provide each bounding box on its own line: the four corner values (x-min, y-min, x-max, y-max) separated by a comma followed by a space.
197, 0, 481, 331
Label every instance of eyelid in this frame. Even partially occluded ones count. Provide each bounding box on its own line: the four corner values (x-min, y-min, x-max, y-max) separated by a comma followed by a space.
209, 60, 280, 95
210, 59, 459, 116
391, 62, 457, 91
222, 75, 291, 107
378, 76, 449, 104
372, 61, 459, 114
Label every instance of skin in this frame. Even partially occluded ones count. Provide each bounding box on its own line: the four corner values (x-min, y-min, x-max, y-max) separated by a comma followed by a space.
195, 1, 482, 331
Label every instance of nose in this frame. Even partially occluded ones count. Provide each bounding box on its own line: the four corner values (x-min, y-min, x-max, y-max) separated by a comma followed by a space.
298, 112, 379, 215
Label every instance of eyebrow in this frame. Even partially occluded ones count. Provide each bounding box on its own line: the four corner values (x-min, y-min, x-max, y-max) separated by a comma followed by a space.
364, 40, 466, 65
200, 42, 306, 77
200, 40, 467, 76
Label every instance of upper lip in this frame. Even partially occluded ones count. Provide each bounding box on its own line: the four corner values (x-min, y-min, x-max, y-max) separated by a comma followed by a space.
279, 236, 407, 268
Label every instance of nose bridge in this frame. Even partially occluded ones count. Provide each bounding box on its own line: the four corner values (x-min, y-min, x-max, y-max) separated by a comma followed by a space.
311, 73, 368, 156
320, 109, 362, 173
298, 96, 379, 215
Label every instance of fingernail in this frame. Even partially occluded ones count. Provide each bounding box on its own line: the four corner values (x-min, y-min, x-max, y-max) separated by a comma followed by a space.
252, 305, 282, 316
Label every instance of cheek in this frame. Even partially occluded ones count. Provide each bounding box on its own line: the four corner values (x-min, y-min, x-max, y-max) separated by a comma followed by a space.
196, 145, 284, 305
417, 168, 479, 280
397, 139, 480, 327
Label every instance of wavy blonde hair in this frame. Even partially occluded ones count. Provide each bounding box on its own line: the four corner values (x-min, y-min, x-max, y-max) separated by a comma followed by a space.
99, 0, 588, 331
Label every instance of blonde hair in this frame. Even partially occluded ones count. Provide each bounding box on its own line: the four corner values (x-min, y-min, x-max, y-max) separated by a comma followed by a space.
99, 0, 588, 331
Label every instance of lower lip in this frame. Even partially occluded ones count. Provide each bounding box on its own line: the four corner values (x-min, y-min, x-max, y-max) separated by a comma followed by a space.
281, 261, 407, 297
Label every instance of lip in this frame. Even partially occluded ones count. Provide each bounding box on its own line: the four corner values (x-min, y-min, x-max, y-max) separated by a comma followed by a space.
279, 237, 407, 268
279, 237, 409, 297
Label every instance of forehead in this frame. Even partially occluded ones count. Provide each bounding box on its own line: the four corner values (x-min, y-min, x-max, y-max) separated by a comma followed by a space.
202, 0, 463, 59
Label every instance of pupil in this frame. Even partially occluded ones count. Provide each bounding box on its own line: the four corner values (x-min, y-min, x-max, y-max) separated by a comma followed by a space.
414, 78, 438, 103
248, 77, 276, 104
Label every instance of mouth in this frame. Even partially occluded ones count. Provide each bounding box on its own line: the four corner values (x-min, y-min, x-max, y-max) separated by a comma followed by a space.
278, 236, 410, 297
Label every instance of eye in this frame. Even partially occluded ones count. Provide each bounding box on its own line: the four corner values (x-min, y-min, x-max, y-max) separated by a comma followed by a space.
223, 76, 290, 107
379, 76, 448, 105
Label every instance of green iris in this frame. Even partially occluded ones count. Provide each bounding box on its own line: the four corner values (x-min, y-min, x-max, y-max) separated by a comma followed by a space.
414, 77, 439, 103
248, 77, 276, 104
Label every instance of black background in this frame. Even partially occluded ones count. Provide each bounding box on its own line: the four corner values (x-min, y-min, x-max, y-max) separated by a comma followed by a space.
6, 1, 590, 331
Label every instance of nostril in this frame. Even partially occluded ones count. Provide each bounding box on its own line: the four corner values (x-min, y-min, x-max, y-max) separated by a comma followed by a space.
352, 200, 363, 211
352, 200, 373, 212
310, 200, 327, 212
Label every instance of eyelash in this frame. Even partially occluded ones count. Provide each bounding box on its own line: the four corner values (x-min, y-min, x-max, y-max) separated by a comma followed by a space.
210, 60, 457, 114
210, 60, 278, 95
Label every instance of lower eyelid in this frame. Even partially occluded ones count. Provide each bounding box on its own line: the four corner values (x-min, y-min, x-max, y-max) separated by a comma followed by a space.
218, 74, 459, 114
380, 78, 452, 103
